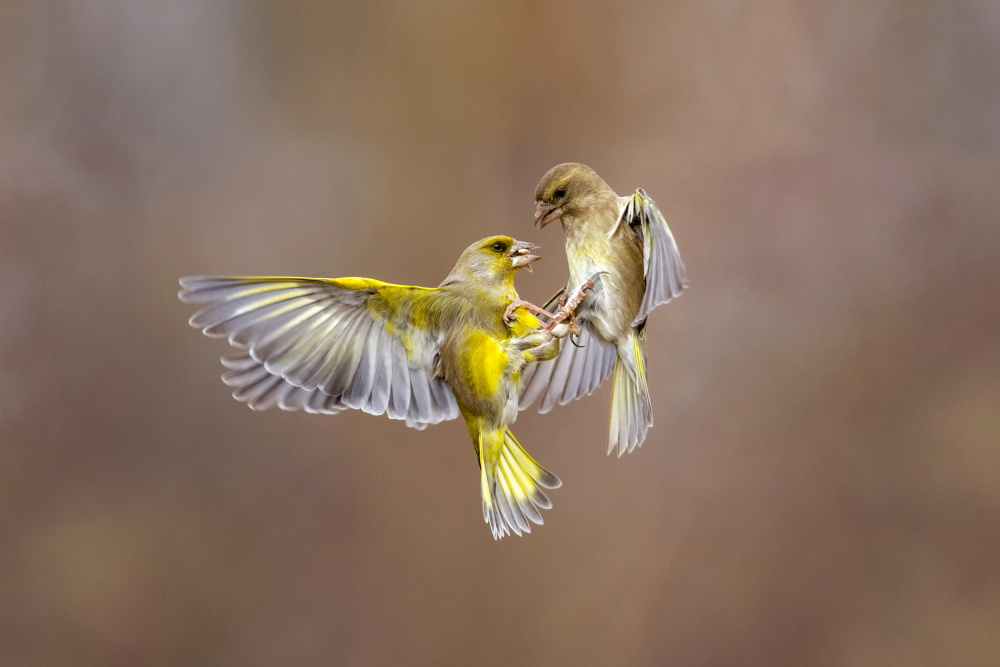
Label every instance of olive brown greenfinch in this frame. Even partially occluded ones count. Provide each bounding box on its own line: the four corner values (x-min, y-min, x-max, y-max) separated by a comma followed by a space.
179, 236, 580, 539
520, 163, 687, 456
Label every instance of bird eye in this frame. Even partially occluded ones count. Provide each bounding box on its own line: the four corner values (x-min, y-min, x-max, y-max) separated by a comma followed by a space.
492, 242, 506, 251
555, 187, 567, 198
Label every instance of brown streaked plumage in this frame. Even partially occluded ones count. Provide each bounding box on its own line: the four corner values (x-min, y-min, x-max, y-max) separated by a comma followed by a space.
521, 163, 687, 455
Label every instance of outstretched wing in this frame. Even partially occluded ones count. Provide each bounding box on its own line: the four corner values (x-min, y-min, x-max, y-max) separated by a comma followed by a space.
179, 276, 459, 428
518, 288, 618, 413
613, 189, 687, 325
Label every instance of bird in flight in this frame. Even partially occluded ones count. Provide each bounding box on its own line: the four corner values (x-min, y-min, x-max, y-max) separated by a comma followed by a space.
179, 236, 589, 539
520, 163, 687, 456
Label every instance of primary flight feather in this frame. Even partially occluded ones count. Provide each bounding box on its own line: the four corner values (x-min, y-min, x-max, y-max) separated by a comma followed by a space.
180, 236, 580, 539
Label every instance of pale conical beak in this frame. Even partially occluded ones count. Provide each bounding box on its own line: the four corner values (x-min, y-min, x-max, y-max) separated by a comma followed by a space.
510, 241, 541, 270
535, 201, 563, 229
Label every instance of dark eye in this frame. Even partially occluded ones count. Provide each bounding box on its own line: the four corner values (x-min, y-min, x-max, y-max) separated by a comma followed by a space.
492, 242, 506, 251
555, 187, 566, 198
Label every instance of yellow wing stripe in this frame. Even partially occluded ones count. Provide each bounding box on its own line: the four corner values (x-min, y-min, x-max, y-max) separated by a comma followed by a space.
632, 334, 646, 383
479, 431, 491, 511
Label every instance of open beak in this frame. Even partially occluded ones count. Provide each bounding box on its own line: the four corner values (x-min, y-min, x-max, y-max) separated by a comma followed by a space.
510, 241, 541, 270
534, 201, 563, 229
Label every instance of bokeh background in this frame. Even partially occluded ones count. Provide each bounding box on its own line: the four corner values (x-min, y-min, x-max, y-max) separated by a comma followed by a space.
2, 1, 999, 665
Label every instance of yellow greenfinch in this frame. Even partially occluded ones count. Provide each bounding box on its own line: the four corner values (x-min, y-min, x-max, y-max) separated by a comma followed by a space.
520, 163, 687, 456
179, 236, 579, 539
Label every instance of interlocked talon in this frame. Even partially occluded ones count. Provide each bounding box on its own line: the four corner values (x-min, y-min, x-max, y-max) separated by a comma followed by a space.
551, 293, 583, 337
504, 299, 559, 325
504, 272, 606, 331
542, 272, 605, 333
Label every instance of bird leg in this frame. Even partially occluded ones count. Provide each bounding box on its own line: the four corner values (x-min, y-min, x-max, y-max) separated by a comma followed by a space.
541, 272, 606, 333
505, 272, 605, 334
504, 299, 559, 325
547, 293, 581, 337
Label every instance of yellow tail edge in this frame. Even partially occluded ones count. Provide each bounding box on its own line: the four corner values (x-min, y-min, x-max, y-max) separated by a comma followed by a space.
479, 429, 561, 540
608, 333, 653, 457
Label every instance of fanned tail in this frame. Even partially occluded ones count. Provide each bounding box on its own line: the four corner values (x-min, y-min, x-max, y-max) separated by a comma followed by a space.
608, 332, 653, 456
478, 429, 561, 540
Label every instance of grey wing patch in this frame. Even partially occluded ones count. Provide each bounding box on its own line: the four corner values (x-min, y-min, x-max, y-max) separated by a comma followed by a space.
613, 190, 687, 325
519, 324, 617, 413
218, 348, 456, 430
220, 352, 348, 414
405, 368, 459, 430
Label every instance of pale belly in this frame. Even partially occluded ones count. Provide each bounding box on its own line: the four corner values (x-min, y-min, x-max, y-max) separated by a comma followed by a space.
570, 263, 639, 344
564, 226, 643, 343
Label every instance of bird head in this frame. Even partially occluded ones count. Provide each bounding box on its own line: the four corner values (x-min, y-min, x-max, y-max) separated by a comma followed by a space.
534, 163, 614, 229
443, 236, 540, 292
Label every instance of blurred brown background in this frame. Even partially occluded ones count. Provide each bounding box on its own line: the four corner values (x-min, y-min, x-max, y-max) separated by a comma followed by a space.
2, 1, 999, 665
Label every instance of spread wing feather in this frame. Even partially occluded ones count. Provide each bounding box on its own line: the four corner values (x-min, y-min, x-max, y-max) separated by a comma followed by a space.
179, 276, 459, 427
627, 189, 687, 324
220, 351, 348, 414
519, 288, 618, 413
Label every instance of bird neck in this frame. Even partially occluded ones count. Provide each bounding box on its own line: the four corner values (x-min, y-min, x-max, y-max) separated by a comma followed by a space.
440, 268, 517, 315
561, 199, 621, 292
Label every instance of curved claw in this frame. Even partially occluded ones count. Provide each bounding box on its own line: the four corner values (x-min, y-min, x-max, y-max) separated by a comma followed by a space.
503, 302, 519, 324
542, 276, 600, 332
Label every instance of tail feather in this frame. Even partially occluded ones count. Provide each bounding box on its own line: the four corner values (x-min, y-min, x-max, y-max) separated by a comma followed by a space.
479, 429, 561, 540
608, 333, 653, 456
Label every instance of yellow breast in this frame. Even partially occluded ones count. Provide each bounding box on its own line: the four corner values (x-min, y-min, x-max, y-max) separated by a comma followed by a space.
457, 329, 510, 398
